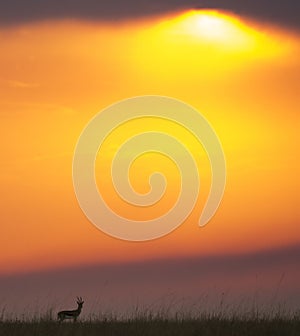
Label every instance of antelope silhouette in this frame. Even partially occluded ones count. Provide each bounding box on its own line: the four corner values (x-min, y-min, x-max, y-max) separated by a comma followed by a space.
57, 297, 84, 322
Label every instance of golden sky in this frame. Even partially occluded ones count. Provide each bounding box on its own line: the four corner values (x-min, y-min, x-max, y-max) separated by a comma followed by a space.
0, 10, 299, 275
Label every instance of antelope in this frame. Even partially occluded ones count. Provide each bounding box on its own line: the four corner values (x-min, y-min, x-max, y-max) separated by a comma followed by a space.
57, 297, 84, 322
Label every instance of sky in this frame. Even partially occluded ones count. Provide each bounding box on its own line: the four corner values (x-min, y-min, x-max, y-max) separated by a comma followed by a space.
0, 0, 299, 29
0, 1, 299, 316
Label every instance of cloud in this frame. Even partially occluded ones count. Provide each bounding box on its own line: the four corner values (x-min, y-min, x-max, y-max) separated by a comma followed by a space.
7, 80, 40, 88
0, 244, 299, 316
0, 1, 299, 30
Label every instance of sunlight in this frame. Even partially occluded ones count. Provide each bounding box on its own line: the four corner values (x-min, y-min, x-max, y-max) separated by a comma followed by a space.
164, 10, 259, 49
132, 9, 289, 76
185, 11, 237, 41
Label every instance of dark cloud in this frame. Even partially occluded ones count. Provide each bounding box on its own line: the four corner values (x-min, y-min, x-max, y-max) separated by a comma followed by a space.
0, 244, 299, 316
0, 0, 299, 30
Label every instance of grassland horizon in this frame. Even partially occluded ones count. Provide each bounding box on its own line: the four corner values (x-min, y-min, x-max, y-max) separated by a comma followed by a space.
0, 306, 299, 336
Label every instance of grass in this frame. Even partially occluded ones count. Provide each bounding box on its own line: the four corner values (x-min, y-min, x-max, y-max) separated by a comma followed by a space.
0, 313, 299, 336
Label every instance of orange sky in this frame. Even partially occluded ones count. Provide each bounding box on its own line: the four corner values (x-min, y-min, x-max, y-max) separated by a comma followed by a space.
0, 10, 299, 275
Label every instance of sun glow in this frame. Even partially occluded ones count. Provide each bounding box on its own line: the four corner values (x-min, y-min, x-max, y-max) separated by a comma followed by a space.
148, 9, 286, 55
178, 10, 245, 42
194, 14, 228, 39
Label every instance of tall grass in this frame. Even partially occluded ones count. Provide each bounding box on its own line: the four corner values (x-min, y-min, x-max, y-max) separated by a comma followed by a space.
0, 307, 299, 336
